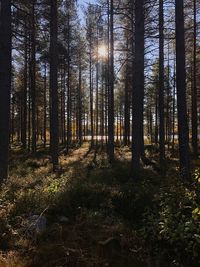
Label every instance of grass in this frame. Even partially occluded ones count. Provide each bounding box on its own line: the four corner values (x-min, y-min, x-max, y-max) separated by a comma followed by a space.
0, 144, 200, 266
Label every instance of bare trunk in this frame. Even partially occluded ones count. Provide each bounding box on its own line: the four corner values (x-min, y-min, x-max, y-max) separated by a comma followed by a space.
175, 0, 191, 180
0, 0, 12, 182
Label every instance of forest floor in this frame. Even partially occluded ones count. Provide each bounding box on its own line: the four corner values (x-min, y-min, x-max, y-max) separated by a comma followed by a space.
0, 143, 200, 267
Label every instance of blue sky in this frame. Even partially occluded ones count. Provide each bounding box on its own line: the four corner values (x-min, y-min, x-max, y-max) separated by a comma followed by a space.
77, 0, 97, 25
78, 0, 97, 10
78, 0, 96, 5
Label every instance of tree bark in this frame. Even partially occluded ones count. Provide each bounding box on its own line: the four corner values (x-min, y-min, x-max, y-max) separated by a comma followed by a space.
22, 27, 28, 150
159, 0, 165, 165
192, 0, 198, 157
0, 0, 12, 182
132, 0, 145, 173
50, 0, 59, 170
175, 0, 191, 180
31, 0, 36, 153
108, 0, 114, 163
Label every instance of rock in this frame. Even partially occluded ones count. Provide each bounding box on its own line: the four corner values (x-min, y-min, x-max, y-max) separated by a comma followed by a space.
98, 237, 118, 246
104, 216, 116, 226
58, 216, 69, 223
27, 215, 47, 235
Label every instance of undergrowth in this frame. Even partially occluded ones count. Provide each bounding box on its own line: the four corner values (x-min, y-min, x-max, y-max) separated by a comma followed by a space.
0, 146, 200, 266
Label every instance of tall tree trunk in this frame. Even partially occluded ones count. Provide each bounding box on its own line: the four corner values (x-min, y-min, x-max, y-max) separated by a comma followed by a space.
172, 58, 176, 151
78, 60, 82, 146
108, 0, 114, 163
60, 68, 64, 144
63, 64, 66, 147
31, 1, 36, 153
124, 62, 130, 146
192, 0, 198, 157
155, 85, 158, 145
43, 62, 47, 148
66, 62, 71, 153
11, 87, 15, 144
175, 0, 191, 180
28, 37, 31, 152
0, 0, 12, 182
21, 27, 28, 149
96, 40, 99, 148
50, 0, 59, 170
101, 65, 104, 147
89, 44, 94, 147
132, 0, 145, 173
159, 0, 165, 165
66, 12, 71, 154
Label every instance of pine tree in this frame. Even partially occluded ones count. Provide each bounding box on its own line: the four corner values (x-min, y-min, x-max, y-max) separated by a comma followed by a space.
175, 0, 191, 180
50, 0, 59, 170
0, 0, 12, 182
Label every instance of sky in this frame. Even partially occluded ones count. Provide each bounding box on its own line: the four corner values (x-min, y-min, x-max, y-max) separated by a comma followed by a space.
77, 0, 97, 24
78, 0, 96, 5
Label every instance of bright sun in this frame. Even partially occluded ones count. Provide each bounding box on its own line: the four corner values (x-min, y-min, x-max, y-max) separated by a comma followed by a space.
98, 45, 107, 58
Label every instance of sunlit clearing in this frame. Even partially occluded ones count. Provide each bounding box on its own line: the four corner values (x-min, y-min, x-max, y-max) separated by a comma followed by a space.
98, 45, 107, 58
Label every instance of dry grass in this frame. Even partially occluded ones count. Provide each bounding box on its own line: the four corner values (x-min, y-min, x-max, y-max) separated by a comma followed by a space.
1, 143, 197, 266
0, 251, 28, 267
0, 144, 149, 266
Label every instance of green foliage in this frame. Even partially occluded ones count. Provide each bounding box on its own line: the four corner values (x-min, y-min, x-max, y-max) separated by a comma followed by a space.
111, 181, 154, 223
140, 176, 200, 266
193, 168, 200, 183
2, 149, 200, 266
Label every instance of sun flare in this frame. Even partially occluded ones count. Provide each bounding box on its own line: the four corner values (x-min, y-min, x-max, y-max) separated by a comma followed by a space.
98, 45, 107, 58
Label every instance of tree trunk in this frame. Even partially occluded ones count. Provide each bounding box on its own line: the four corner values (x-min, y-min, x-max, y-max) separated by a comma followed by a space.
21, 26, 28, 149
0, 0, 12, 182
192, 0, 198, 157
31, 1, 36, 153
108, 0, 114, 163
50, 0, 59, 170
132, 0, 145, 173
175, 0, 191, 180
124, 63, 130, 146
159, 0, 165, 165
43, 62, 47, 148
89, 44, 94, 147
78, 60, 82, 146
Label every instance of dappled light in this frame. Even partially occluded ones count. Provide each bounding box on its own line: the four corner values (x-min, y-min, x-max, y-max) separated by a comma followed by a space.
0, 0, 199, 266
